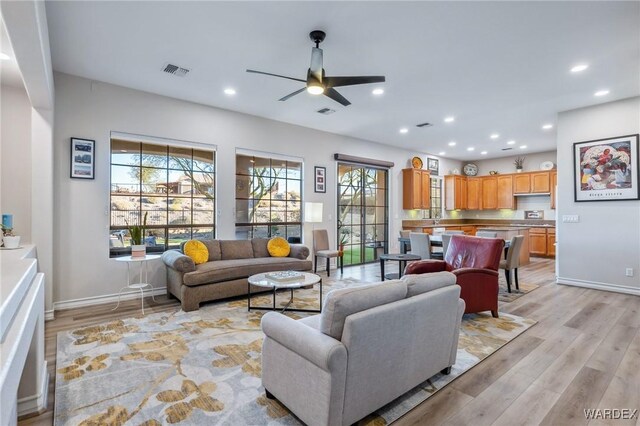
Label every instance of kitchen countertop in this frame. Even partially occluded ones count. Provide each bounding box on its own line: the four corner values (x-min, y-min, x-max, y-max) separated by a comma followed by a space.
402, 219, 555, 228
475, 226, 531, 231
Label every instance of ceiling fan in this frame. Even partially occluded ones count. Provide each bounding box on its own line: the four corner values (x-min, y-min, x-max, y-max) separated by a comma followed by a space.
247, 30, 385, 106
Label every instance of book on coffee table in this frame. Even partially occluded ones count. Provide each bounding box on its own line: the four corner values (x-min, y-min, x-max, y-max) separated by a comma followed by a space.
265, 271, 304, 283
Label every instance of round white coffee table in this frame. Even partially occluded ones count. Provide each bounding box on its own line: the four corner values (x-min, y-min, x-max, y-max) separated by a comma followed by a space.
247, 271, 322, 313
111, 254, 162, 315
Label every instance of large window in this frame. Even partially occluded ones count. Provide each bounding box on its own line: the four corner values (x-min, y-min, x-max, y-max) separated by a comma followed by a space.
235, 152, 302, 240
110, 135, 215, 256
428, 177, 442, 219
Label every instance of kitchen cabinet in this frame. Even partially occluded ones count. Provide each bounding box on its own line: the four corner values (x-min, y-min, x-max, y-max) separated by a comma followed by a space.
514, 174, 531, 194
547, 228, 556, 256
531, 172, 551, 193
403, 168, 431, 209
528, 227, 556, 257
481, 177, 498, 210
513, 171, 550, 194
467, 177, 482, 210
444, 175, 467, 210
551, 171, 558, 209
529, 228, 548, 256
497, 175, 515, 209
460, 226, 476, 235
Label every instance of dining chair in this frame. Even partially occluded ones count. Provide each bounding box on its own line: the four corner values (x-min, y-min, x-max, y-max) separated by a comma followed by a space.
441, 234, 453, 258
499, 235, 525, 292
312, 229, 343, 277
408, 232, 431, 259
476, 231, 498, 238
399, 230, 411, 238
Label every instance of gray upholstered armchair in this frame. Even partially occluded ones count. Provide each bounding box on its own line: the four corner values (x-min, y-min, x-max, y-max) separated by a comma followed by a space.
261, 271, 464, 426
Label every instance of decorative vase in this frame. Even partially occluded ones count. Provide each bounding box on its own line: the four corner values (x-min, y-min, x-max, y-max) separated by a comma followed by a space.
131, 244, 146, 258
3, 235, 21, 249
516, 168, 523, 173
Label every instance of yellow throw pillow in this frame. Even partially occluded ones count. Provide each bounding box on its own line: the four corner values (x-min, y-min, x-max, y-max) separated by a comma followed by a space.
267, 237, 291, 257
184, 240, 209, 265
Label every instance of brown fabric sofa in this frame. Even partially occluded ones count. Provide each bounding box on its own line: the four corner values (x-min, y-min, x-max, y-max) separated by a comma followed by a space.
161, 238, 312, 311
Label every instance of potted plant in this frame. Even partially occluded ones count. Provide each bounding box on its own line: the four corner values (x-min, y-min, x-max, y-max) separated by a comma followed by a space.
514, 157, 525, 173
338, 231, 349, 255
126, 212, 148, 258
1, 224, 20, 249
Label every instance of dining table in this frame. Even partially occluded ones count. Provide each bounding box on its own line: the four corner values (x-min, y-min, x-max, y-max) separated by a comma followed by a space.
398, 235, 511, 257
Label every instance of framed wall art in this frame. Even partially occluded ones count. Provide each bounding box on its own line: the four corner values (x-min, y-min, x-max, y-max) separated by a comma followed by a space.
573, 134, 639, 202
314, 166, 326, 193
70, 138, 96, 179
427, 157, 439, 175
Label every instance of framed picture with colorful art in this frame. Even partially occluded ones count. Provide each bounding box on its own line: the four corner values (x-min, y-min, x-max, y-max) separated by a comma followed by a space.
70, 137, 96, 179
573, 134, 639, 202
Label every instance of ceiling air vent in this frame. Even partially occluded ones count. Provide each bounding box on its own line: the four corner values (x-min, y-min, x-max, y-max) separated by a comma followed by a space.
162, 63, 190, 77
317, 108, 336, 115
501, 147, 513, 151
416, 122, 433, 128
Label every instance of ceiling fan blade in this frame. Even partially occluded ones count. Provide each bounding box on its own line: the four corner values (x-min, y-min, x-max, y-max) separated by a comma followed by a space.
246, 69, 306, 83
324, 88, 351, 106
324, 75, 386, 88
310, 47, 323, 81
278, 87, 306, 102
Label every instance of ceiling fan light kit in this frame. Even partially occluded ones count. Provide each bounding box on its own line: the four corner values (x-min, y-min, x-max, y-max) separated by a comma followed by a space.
247, 30, 385, 106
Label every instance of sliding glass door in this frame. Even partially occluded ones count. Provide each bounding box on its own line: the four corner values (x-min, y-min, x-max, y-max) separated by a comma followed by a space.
337, 163, 389, 266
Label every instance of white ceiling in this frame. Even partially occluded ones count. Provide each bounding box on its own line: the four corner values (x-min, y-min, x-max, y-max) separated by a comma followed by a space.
0, 19, 25, 89
45, 1, 639, 161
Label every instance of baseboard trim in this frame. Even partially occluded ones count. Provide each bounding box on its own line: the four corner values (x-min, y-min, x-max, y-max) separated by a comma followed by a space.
17, 361, 48, 417
54, 286, 168, 311
44, 310, 55, 321
556, 277, 640, 296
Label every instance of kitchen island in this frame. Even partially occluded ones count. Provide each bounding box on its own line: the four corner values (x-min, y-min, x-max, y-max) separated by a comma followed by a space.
475, 226, 530, 266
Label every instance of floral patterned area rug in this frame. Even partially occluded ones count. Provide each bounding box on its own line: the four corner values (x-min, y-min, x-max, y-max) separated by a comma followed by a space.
54, 282, 536, 426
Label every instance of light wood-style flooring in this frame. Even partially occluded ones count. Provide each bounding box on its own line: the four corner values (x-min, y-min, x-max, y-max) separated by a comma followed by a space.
19, 258, 640, 425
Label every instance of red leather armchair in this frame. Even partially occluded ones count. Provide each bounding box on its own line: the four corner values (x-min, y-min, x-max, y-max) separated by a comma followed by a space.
405, 235, 504, 317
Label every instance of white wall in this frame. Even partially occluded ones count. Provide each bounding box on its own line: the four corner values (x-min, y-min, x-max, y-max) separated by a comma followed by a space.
1, 84, 32, 242
52, 72, 458, 305
473, 150, 557, 176
557, 96, 640, 295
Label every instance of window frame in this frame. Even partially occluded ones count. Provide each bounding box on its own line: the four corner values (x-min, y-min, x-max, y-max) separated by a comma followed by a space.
234, 151, 303, 240
109, 134, 216, 257
428, 176, 443, 219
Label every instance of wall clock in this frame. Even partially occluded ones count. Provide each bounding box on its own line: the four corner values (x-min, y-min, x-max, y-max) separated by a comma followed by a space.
463, 163, 478, 176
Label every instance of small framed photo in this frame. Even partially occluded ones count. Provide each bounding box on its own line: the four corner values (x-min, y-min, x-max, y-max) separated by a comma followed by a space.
70, 138, 95, 179
574, 134, 639, 202
314, 166, 326, 193
427, 158, 439, 175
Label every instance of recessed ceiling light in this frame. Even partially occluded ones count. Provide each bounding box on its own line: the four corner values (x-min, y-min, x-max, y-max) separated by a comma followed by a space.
372, 88, 384, 95
481, 151, 488, 155
520, 145, 527, 149
224, 88, 236, 95
399, 128, 409, 134
542, 124, 553, 130
448, 141, 456, 146
438, 151, 446, 156
0, 53, 10, 61
507, 140, 516, 145
490, 133, 500, 139
570, 64, 589, 73
444, 116, 455, 123
594, 89, 610, 97
467, 147, 475, 151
